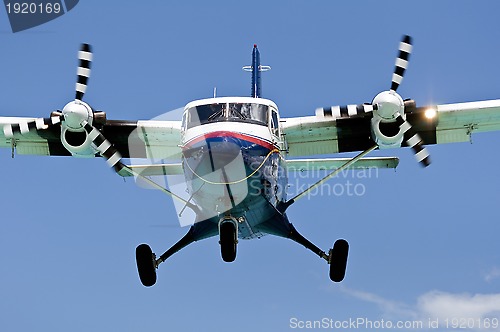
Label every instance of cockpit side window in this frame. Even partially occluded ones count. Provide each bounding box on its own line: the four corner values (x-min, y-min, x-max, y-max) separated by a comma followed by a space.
271, 110, 279, 136
182, 110, 188, 130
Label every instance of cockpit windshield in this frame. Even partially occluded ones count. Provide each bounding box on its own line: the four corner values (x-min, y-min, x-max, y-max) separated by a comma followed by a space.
185, 103, 269, 129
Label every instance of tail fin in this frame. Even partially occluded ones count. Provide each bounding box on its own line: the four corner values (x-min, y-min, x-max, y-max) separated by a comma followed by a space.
242, 44, 271, 98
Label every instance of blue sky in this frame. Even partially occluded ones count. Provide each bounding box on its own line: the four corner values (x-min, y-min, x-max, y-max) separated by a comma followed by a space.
1, 1, 500, 331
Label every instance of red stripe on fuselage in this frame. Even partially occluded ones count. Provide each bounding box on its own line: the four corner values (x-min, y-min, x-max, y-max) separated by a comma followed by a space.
183, 131, 275, 151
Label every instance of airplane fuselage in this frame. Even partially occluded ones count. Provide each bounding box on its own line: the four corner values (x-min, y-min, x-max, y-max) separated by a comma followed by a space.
181, 97, 288, 239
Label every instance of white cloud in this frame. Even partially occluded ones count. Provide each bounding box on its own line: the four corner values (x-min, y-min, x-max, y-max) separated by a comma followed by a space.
339, 286, 417, 319
485, 267, 500, 282
339, 287, 500, 331
417, 291, 500, 329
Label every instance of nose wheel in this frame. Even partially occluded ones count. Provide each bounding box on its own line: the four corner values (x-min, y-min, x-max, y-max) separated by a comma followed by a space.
219, 220, 238, 262
329, 239, 349, 282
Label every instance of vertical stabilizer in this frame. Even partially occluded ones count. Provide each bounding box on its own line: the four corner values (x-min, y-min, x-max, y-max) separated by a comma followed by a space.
242, 45, 271, 98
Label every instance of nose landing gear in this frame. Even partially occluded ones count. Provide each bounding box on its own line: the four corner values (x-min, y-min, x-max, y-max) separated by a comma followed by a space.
219, 217, 238, 262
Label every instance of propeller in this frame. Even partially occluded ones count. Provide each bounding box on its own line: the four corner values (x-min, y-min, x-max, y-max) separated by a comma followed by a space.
76, 43, 92, 101
375, 35, 430, 167
3, 43, 121, 170
82, 120, 125, 172
391, 34, 411, 93
316, 35, 430, 167
4, 43, 94, 137
60, 43, 94, 130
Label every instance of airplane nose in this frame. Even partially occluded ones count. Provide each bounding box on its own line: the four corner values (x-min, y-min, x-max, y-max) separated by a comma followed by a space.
184, 136, 245, 177
207, 138, 244, 170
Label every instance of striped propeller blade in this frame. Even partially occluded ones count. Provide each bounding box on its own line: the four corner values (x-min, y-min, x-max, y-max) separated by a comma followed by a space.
3, 114, 63, 138
76, 43, 92, 101
394, 115, 431, 167
82, 121, 125, 173
390, 35, 412, 93
317, 103, 376, 119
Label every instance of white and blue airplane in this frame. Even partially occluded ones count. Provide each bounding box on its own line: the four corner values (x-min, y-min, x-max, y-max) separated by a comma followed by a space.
2, 36, 500, 287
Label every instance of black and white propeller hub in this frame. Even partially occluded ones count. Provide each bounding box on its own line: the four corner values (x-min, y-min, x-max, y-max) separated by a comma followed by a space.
61, 100, 93, 130
372, 90, 405, 121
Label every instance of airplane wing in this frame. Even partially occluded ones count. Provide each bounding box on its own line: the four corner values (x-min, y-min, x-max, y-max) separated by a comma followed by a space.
282, 99, 500, 158
0, 117, 182, 159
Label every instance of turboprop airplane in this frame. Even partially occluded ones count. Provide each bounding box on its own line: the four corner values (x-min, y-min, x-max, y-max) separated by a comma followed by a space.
2, 36, 500, 287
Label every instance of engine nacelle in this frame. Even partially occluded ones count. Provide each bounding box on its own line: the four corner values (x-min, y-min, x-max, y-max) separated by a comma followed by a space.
370, 90, 407, 149
58, 100, 101, 157
61, 127, 98, 157
371, 116, 405, 149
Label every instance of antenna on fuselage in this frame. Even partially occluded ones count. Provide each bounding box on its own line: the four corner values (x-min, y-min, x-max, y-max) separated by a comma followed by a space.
242, 44, 271, 98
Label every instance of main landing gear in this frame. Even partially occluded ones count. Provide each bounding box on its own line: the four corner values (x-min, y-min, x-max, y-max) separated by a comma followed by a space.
286, 223, 349, 283
136, 228, 197, 287
135, 217, 240, 287
136, 221, 349, 286
329, 239, 349, 282
135, 244, 157, 287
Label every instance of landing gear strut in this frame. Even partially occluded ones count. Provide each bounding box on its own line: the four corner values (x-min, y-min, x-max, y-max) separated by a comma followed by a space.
287, 223, 349, 282
135, 227, 196, 287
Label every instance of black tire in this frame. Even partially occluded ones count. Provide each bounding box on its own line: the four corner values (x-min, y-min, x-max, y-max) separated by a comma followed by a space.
136, 244, 157, 287
329, 239, 349, 282
220, 222, 237, 262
